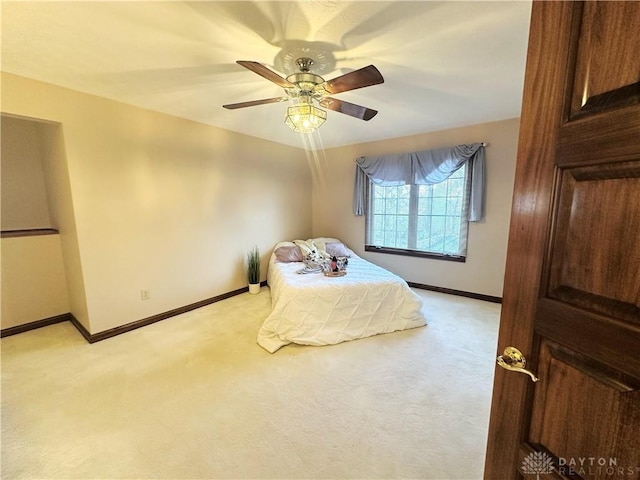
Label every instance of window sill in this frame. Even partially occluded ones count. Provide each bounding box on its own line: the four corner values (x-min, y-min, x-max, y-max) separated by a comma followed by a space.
365, 245, 466, 263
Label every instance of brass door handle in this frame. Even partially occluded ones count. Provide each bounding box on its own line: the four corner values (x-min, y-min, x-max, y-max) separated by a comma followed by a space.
497, 346, 539, 382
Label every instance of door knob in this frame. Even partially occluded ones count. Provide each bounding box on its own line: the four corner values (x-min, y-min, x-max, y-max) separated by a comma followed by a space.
496, 346, 539, 382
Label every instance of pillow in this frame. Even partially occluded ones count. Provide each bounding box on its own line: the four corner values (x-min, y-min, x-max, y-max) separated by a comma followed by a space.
293, 239, 317, 256
274, 245, 303, 263
325, 241, 354, 258
310, 237, 342, 253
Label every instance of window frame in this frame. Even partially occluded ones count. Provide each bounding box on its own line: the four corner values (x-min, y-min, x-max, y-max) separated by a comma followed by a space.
364, 164, 470, 263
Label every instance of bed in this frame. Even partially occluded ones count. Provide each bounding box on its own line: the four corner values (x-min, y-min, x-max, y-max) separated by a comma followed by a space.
257, 238, 427, 353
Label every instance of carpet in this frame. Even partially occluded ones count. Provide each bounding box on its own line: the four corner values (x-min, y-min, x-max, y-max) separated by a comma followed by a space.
1, 288, 500, 479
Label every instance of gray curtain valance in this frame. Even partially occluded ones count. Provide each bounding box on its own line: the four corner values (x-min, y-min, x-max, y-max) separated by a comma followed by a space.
353, 143, 485, 221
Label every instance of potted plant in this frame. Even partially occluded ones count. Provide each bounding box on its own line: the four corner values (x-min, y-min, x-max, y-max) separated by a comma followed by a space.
246, 246, 261, 294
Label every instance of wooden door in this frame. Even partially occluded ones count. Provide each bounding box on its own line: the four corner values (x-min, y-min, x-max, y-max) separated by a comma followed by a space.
484, 2, 640, 479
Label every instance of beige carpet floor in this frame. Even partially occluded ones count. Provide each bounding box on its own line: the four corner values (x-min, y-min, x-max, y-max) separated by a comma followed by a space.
1, 288, 500, 480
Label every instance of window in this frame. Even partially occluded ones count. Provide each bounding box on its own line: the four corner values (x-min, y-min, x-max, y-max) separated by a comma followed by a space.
365, 164, 469, 261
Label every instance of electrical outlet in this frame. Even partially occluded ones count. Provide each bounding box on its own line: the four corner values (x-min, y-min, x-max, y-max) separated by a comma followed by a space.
140, 289, 151, 301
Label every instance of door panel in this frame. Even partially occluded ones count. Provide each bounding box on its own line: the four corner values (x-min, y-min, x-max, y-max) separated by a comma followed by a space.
529, 340, 640, 480
485, 2, 640, 478
548, 163, 640, 323
569, 1, 640, 118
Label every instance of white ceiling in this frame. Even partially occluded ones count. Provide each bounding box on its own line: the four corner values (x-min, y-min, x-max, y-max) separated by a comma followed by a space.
1, 1, 532, 150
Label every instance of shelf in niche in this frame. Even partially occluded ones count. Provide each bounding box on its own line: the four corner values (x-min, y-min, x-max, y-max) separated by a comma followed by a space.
1, 228, 59, 238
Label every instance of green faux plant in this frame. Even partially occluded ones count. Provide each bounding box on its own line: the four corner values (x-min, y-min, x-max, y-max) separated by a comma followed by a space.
246, 246, 260, 285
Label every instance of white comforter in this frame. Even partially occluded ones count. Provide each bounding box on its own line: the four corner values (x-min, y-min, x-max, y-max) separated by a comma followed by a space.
257, 252, 427, 353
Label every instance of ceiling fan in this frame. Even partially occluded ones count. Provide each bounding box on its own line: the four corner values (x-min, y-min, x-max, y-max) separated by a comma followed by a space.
222, 57, 384, 133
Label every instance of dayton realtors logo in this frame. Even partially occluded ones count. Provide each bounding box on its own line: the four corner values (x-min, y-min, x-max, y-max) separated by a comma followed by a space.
557, 457, 640, 477
522, 452, 640, 478
522, 451, 555, 479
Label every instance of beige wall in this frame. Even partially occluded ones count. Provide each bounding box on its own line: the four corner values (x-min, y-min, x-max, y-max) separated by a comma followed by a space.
1, 116, 52, 230
1, 234, 70, 329
1, 73, 312, 334
311, 118, 519, 298
1, 70, 515, 336
37, 120, 91, 329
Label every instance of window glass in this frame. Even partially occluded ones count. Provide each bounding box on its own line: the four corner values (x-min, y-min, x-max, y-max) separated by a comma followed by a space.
366, 164, 469, 259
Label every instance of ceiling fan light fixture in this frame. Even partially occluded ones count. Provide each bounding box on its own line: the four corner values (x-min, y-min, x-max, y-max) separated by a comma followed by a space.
225, 58, 384, 133
284, 102, 327, 133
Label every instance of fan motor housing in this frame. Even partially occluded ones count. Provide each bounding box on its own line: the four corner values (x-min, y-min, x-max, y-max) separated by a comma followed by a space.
286, 72, 325, 93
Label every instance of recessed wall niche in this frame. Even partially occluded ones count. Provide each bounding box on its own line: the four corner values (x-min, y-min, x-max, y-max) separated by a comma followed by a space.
1, 114, 71, 331
1, 115, 53, 231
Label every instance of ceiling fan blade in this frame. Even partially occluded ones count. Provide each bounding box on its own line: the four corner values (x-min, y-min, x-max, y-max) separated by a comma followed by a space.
223, 97, 289, 109
319, 97, 378, 121
324, 65, 384, 95
236, 61, 295, 88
